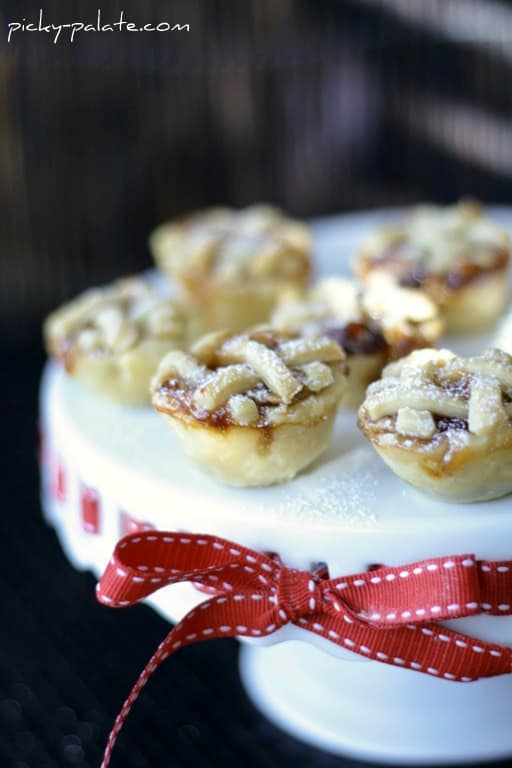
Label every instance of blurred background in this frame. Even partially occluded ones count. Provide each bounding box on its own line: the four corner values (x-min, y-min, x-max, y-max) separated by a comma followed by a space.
3, 1, 512, 766
3, 0, 512, 346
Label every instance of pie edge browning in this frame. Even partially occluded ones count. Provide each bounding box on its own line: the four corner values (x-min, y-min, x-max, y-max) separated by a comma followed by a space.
151, 329, 349, 432
357, 347, 512, 502
150, 204, 312, 290
44, 277, 188, 405
150, 328, 348, 486
354, 202, 510, 334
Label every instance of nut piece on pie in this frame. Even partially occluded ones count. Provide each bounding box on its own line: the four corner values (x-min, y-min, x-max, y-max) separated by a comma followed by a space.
150, 205, 311, 339
355, 201, 510, 334
44, 277, 187, 405
271, 274, 443, 407
358, 348, 512, 502
151, 328, 348, 486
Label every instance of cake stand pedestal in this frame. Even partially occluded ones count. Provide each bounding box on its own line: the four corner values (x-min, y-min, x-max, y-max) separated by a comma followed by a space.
240, 640, 512, 765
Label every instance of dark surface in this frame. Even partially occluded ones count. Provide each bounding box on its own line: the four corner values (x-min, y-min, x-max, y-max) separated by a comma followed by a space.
4, 0, 512, 345
5, 346, 380, 768
4, 354, 512, 768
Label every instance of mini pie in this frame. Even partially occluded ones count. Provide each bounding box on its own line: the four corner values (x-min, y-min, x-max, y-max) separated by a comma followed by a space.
358, 348, 512, 503
355, 201, 510, 334
271, 273, 443, 407
151, 328, 348, 486
150, 204, 311, 338
44, 277, 187, 405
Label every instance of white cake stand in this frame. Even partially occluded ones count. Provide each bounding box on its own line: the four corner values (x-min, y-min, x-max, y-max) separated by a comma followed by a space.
40, 209, 512, 765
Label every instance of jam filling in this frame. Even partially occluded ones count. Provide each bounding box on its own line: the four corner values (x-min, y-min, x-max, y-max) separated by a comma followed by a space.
399, 266, 429, 288
157, 375, 314, 430
434, 416, 468, 432
372, 242, 508, 291
325, 322, 387, 356
444, 252, 508, 290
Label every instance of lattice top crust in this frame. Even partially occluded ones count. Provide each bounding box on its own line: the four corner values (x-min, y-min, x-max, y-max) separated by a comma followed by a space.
45, 278, 186, 367
150, 205, 311, 286
272, 273, 443, 358
360, 347, 512, 448
357, 201, 509, 285
151, 328, 348, 428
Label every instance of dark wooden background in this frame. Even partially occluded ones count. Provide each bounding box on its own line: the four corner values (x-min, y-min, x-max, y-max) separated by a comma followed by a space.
2, 0, 512, 346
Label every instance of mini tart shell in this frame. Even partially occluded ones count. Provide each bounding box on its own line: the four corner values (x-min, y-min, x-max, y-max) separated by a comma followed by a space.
357, 259, 509, 335
183, 281, 291, 340
342, 351, 388, 408
44, 280, 187, 405
358, 345, 512, 503
153, 369, 346, 487
157, 402, 341, 487
355, 204, 510, 335
358, 412, 512, 503
439, 270, 509, 334
271, 275, 443, 407
495, 304, 512, 355
150, 206, 311, 338
151, 331, 347, 487
64, 337, 184, 405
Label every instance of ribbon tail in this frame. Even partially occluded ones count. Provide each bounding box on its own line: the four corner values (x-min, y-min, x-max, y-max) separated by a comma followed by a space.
101, 593, 281, 768
101, 622, 176, 768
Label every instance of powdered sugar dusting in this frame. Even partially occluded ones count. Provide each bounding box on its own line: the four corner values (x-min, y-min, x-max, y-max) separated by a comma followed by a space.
262, 447, 380, 526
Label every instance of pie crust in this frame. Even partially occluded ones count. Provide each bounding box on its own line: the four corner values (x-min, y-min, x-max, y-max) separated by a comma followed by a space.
151, 328, 348, 486
271, 273, 443, 406
355, 201, 510, 333
44, 277, 187, 404
358, 347, 512, 502
495, 304, 512, 355
150, 205, 311, 338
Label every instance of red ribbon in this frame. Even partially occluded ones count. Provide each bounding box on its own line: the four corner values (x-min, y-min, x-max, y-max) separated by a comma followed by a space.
97, 531, 512, 768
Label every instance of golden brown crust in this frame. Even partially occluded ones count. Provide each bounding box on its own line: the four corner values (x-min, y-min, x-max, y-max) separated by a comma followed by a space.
151, 327, 348, 486
150, 205, 312, 338
358, 348, 512, 501
355, 202, 510, 332
151, 328, 348, 430
271, 274, 443, 405
272, 274, 443, 359
495, 302, 512, 355
44, 277, 187, 404
150, 204, 311, 291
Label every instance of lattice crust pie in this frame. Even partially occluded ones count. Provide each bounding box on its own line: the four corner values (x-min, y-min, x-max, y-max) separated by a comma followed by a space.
271, 273, 443, 407
44, 278, 187, 405
150, 205, 311, 338
355, 201, 510, 334
151, 328, 348, 486
358, 348, 512, 502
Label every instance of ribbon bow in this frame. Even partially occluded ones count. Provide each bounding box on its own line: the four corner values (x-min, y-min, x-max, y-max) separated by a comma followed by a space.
97, 531, 512, 767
